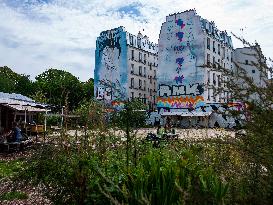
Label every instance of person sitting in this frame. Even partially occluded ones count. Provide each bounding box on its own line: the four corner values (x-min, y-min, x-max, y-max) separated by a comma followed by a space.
6, 122, 22, 143
157, 125, 165, 139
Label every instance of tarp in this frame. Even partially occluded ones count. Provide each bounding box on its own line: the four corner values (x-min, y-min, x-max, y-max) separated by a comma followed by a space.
160, 111, 212, 117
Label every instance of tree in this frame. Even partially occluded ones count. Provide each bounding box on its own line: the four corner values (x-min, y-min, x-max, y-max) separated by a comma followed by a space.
34, 68, 83, 110
0, 66, 34, 96
215, 36, 273, 204
81, 78, 94, 101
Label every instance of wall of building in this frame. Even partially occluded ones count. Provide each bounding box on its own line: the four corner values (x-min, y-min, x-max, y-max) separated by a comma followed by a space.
94, 27, 128, 102
157, 10, 206, 111
95, 27, 158, 109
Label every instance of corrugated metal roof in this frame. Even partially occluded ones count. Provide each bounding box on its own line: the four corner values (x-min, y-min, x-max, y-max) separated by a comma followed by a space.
0, 92, 34, 102
0, 92, 50, 112
7, 104, 48, 112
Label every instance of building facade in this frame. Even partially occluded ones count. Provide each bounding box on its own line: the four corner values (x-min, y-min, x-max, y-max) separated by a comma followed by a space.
233, 45, 267, 102
157, 9, 233, 112
146, 10, 244, 128
94, 27, 158, 109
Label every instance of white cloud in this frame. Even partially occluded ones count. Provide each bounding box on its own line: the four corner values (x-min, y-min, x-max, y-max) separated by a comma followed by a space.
0, 0, 272, 81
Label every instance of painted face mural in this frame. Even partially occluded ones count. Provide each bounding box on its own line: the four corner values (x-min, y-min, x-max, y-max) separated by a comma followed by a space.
95, 28, 128, 102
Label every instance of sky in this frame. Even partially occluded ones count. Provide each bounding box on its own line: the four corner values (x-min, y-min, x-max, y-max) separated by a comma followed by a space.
0, 0, 272, 82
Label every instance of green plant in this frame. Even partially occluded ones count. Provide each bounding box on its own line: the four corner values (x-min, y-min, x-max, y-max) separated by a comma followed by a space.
0, 191, 28, 201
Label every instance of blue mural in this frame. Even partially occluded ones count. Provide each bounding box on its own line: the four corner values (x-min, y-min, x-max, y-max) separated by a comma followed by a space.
94, 27, 128, 102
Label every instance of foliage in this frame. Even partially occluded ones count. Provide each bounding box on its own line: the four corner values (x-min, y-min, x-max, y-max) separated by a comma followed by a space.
75, 99, 106, 128
34, 68, 83, 110
15, 136, 230, 205
0, 66, 34, 96
0, 191, 28, 201
82, 78, 94, 101
0, 159, 24, 179
111, 99, 148, 132
213, 35, 273, 204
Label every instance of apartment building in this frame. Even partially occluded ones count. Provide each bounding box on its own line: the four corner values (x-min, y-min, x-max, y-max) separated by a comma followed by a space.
157, 9, 233, 112
94, 27, 158, 109
233, 45, 267, 102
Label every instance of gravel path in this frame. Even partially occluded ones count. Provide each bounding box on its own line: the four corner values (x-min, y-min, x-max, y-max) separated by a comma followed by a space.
0, 150, 52, 205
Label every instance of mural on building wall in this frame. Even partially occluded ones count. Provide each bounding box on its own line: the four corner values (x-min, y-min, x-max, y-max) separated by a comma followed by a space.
158, 10, 205, 110
147, 102, 245, 128
94, 27, 128, 102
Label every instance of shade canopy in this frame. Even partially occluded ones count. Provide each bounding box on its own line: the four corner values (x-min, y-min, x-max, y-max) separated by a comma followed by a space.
161, 111, 212, 117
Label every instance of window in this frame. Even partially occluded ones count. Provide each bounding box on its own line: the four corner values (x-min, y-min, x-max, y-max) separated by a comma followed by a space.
150, 77, 152, 84
139, 66, 142, 76
218, 44, 220, 55
150, 89, 152, 96
131, 78, 134, 88
144, 54, 147, 63
218, 75, 221, 87
131, 50, 134, 60
208, 89, 210, 101
139, 52, 142, 62
137, 38, 141, 48
252, 69, 255, 73
131, 92, 134, 99
130, 35, 134, 45
139, 93, 142, 98
154, 70, 156, 79
207, 53, 210, 65
213, 73, 216, 85
246, 60, 249, 65
207, 70, 210, 84
144, 67, 146, 76
144, 80, 146, 90
213, 41, 215, 52
139, 79, 142, 89
213, 56, 216, 68
131, 64, 134, 74
207, 37, 210, 49
153, 82, 156, 91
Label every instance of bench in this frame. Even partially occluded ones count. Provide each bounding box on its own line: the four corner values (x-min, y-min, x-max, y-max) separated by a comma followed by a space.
0, 138, 34, 152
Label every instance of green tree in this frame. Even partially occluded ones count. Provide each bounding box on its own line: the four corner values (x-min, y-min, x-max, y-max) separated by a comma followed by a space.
0, 66, 34, 96
34, 68, 83, 110
215, 36, 273, 204
81, 78, 94, 102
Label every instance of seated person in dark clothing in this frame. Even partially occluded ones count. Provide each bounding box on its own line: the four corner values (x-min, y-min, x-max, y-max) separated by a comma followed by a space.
6, 122, 22, 142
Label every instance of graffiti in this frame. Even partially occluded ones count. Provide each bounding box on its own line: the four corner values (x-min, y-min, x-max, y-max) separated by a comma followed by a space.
111, 100, 125, 110
157, 96, 204, 108
176, 32, 184, 42
176, 57, 184, 67
174, 75, 184, 84
159, 83, 204, 97
174, 45, 185, 51
175, 19, 186, 29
